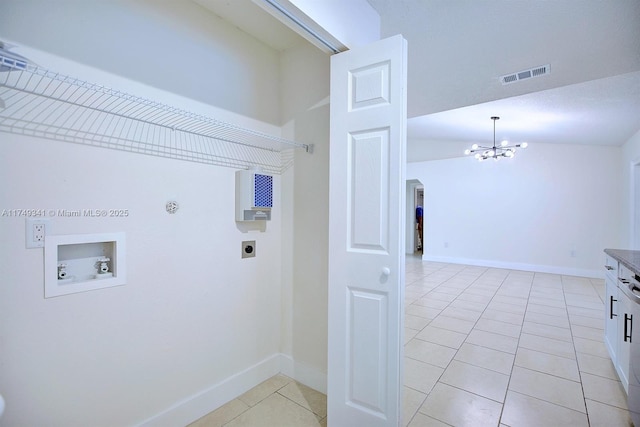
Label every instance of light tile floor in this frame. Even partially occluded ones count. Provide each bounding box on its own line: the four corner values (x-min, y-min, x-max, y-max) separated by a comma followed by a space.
403, 256, 631, 427
190, 257, 632, 426
188, 374, 327, 427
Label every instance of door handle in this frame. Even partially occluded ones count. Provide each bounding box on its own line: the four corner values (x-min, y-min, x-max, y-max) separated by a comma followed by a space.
625, 313, 633, 343
610, 296, 617, 319
381, 267, 391, 276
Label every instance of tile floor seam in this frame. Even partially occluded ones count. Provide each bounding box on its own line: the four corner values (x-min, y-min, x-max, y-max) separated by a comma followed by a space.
562, 274, 600, 422
434, 266, 516, 426
220, 401, 252, 427
402, 392, 428, 427
496, 269, 535, 426
405, 264, 499, 424
275, 390, 324, 419
504, 389, 589, 423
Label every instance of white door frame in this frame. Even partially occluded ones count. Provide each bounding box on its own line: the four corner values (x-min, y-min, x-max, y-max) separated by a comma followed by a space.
406, 179, 423, 255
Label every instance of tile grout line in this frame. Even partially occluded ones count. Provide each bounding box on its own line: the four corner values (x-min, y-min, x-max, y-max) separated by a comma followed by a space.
495, 268, 534, 427
406, 264, 512, 425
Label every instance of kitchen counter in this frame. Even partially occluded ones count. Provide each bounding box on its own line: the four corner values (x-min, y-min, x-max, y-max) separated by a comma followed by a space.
605, 248, 640, 276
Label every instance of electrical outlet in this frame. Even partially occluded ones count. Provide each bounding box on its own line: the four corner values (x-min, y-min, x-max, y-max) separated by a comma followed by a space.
242, 240, 256, 258
26, 218, 50, 249
34, 224, 45, 242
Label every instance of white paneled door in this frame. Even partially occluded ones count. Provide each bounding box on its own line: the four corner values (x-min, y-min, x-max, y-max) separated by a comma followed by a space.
327, 35, 407, 426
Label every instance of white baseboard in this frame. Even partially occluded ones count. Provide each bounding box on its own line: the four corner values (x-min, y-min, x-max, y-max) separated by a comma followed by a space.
421, 254, 603, 279
138, 354, 282, 427
137, 353, 327, 427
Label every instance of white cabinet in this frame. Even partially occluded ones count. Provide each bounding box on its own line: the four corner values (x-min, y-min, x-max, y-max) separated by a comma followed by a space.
618, 290, 632, 393
605, 253, 634, 394
605, 273, 619, 361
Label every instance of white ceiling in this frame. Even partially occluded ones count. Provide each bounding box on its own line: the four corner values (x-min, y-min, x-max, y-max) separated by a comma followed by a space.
195, 0, 640, 148
366, 0, 640, 148
408, 70, 640, 147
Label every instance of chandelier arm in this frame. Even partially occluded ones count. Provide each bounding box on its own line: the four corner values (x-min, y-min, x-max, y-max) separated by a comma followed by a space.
469, 145, 493, 151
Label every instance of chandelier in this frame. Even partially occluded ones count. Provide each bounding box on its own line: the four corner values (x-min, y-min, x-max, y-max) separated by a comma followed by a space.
464, 116, 528, 161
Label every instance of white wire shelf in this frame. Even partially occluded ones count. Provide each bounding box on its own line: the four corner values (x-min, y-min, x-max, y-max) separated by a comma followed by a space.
0, 53, 310, 174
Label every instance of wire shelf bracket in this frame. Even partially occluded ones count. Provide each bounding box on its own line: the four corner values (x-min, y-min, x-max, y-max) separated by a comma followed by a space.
0, 53, 310, 174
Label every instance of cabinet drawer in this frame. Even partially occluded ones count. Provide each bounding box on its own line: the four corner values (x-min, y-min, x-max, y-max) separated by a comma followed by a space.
605, 254, 619, 277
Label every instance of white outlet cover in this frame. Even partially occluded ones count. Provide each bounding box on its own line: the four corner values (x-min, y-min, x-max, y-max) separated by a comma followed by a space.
26, 217, 51, 249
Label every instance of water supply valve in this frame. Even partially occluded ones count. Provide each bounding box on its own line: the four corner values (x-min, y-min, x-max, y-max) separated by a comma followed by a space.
57, 263, 68, 280
96, 256, 111, 274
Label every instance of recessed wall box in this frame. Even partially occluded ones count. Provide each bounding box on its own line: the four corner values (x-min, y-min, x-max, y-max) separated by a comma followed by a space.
44, 232, 126, 298
235, 169, 273, 221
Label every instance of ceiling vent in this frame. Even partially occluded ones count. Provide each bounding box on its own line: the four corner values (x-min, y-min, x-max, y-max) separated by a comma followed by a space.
500, 64, 550, 85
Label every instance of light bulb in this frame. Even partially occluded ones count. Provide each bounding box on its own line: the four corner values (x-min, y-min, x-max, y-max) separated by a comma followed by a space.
471, 144, 478, 150
501, 140, 508, 147
464, 149, 471, 155
474, 153, 481, 159
505, 150, 514, 158
488, 150, 495, 157
520, 142, 528, 149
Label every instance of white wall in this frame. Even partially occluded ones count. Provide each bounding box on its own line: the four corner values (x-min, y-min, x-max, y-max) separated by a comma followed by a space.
407, 142, 622, 277
0, 133, 284, 426
0, 0, 282, 125
407, 138, 474, 162
0, 2, 299, 426
621, 129, 640, 248
280, 43, 331, 392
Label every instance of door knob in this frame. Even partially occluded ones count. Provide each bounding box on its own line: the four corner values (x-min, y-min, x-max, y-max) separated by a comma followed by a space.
382, 267, 391, 276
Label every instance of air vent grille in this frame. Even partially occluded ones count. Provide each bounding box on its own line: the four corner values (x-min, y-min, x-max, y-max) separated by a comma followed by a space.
501, 64, 550, 85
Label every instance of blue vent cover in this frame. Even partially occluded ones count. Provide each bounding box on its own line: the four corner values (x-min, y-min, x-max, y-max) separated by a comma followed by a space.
254, 174, 273, 208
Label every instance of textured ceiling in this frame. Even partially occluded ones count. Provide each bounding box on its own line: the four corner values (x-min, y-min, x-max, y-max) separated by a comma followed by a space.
195, 0, 640, 147
368, 0, 640, 147
367, 0, 640, 116
408, 70, 640, 147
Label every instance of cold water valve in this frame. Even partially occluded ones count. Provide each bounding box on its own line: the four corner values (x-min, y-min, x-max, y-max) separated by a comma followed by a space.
57, 263, 68, 280
96, 256, 110, 274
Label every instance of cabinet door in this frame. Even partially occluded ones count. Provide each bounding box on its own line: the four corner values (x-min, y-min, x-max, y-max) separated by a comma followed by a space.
605, 276, 619, 362
617, 290, 632, 394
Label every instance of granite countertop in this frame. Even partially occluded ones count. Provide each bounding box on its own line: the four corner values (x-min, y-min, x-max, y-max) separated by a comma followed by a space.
605, 249, 640, 275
